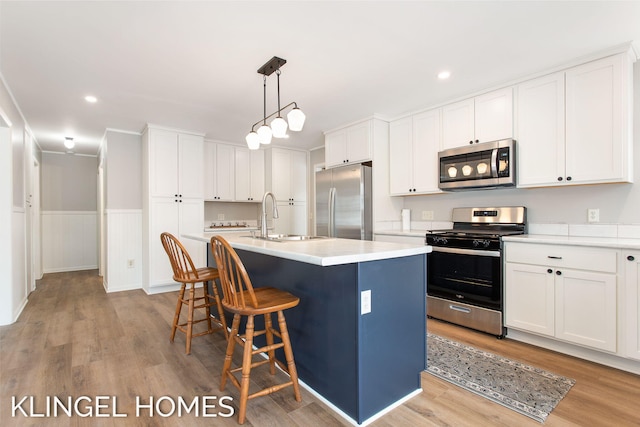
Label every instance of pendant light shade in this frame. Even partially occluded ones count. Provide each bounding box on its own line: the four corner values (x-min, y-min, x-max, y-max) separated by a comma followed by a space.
246, 131, 260, 150
245, 56, 305, 149
287, 107, 306, 132
271, 116, 288, 138
257, 124, 272, 145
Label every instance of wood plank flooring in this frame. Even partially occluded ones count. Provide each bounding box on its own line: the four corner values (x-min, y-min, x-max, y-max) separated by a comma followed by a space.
1, 270, 639, 426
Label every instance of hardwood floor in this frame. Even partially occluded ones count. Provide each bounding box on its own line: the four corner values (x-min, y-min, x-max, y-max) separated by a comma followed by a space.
1, 270, 639, 426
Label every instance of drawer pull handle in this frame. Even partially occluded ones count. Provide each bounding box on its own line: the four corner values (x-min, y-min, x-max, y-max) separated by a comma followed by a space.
547, 256, 563, 259
449, 305, 471, 314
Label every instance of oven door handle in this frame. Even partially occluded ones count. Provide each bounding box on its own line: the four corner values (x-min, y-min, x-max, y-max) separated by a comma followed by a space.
429, 246, 501, 257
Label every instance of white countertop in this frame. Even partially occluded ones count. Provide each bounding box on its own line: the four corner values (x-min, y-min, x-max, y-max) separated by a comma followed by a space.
183, 232, 431, 266
503, 234, 640, 250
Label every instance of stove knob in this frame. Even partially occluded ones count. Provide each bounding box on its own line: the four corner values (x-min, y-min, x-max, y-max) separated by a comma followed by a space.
473, 239, 491, 248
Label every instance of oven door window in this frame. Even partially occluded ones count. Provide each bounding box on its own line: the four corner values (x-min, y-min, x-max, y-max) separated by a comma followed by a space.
440, 151, 493, 183
427, 250, 501, 310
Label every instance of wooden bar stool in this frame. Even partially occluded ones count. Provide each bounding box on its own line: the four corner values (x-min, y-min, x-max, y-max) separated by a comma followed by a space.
210, 235, 301, 424
160, 232, 228, 355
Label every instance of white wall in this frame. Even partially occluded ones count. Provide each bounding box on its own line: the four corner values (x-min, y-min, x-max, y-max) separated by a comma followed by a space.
402, 61, 640, 227
41, 152, 97, 211
0, 75, 29, 325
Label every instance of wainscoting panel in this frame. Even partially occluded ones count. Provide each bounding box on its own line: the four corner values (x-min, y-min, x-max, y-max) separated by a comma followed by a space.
42, 211, 98, 273
105, 209, 142, 292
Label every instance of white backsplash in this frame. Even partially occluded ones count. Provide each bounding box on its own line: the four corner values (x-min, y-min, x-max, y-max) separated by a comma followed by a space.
529, 223, 640, 238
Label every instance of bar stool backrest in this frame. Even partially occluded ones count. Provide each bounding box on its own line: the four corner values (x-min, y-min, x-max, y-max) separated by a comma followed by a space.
160, 232, 200, 282
210, 235, 258, 310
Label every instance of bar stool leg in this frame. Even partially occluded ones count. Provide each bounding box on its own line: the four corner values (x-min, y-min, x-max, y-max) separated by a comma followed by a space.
203, 281, 213, 333
238, 315, 255, 424
264, 313, 276, 375
210, 280, 228, 339
185, 284, 196, 355
171, 284, 186, 342
278, 310, 301, 401
221, 314, 241, 391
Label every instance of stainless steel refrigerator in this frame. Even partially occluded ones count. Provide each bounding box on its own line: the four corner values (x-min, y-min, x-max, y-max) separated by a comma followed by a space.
315, 163, 372, 240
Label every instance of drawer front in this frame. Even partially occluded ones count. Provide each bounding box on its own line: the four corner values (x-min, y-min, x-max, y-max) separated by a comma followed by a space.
505, 242, 617, 273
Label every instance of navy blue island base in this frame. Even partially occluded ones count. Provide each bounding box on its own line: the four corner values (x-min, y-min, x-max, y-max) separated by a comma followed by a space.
207, 245, 427, 424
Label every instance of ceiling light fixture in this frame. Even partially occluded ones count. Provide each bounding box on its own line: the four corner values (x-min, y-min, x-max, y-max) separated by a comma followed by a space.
84, 95, 97, 103
245, 56, 305, 150
64, 136, 75, 149
438, 70, 451, 80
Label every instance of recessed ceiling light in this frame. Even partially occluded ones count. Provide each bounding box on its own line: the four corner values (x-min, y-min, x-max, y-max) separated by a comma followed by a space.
438, 71, 451, 80
84, 95, 97, 103
64, 137, 75, 149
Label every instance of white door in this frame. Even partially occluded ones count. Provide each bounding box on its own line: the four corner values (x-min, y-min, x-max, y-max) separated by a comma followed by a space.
412, 109, 441, 193
441, 98, 475, 149
31, 158, 42, 289
389, 117, 412, 195
474, 87, 513, 143
504, 263, 555, 337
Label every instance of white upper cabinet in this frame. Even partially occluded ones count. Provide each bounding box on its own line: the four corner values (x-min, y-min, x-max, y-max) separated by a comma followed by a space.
235, 147, 264, 202
149, 128, 204, 199
325, 120, 372, 168
517, 52, 633, 187
389, 109, 441, 195
265, 147, 307, 202
565, 53, 631, 184
204, 142, 234, 201
516, 72, 566, 187
441, 87, 513, 150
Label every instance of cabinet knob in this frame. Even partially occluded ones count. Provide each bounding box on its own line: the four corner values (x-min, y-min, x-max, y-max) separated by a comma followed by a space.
175, 194, 178, 197
547, 269, 553, 274
475, 139, 479, 143
469, 140, 474, 144
566, 176, 572, 181
557, 177, 563, 181
628, 255, 635, 261
556, 270, 562, 275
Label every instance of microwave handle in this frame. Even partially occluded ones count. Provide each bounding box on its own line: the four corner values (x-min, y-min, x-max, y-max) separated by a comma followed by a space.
491, 148, 498, 177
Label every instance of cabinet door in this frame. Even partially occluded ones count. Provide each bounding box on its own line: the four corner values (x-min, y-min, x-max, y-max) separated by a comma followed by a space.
624, 251, 640, 361
275, 203, 307, 235
474, 87, 513, 143
345, 121, 372, 164
505, 263, 555, 337
389, 117, 412, 195
516, 72, 566, 187
203, 142, 216, 200
441, 98, 474, 150
234, 147, 251, 201
178, 134, 203, 198
555, 269, 617, 352
249, 149, 265, 200
214, 143, 235, 201
290, 150, 307, 202
150, 198, 179, 286
325, 130, 347, 168
149, 129, 178, 198
179, 198, 205, 267
565, 54, 626, 184
412, 109, 441, 193
270, 148, 291, 199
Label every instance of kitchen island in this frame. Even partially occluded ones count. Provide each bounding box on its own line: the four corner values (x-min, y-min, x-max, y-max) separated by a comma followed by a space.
183, 232, 431, 425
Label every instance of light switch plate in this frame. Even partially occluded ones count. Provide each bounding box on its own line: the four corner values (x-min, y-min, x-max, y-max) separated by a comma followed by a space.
361, 290, 371, 315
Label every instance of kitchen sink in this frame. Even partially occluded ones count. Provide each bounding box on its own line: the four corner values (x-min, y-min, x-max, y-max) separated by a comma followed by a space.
246, 234, 330, 242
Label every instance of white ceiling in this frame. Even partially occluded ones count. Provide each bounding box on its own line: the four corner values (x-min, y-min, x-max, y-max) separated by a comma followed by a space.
1, 1, 640, 156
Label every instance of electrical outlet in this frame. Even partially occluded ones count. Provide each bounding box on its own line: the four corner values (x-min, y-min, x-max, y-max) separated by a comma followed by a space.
217, 213, 225, 221
587, 208, 600, 223
361, 290, 371, 315
421, 210, 434, 220
127, 259, 135, 268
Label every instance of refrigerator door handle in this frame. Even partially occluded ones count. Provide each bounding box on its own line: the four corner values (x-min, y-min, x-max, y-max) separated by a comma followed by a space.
328, 187, 336, 238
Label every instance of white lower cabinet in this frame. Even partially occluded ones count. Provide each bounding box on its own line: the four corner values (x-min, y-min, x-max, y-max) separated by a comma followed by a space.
624, 250, 640, 361
505, 242, 617, 352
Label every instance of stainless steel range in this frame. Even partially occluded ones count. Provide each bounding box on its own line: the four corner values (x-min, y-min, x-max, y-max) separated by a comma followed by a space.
426, 206, 526, 337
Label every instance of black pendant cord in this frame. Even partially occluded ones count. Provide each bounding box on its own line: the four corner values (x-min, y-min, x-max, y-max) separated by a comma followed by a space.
262, 75, 267, 125
276, 69, 282, 118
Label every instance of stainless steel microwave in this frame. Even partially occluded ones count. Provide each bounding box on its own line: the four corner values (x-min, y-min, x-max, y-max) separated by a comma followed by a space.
438, 139, 516, 191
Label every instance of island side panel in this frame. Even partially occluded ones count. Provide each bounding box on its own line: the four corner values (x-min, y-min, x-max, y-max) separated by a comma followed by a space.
357, 254, 427, 422
234, 249, 360, 421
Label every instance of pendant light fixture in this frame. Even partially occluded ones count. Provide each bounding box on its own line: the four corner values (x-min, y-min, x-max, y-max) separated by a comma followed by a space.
245, 56, 306, 150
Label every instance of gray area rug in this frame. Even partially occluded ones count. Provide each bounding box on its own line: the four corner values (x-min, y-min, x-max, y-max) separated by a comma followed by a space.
426, 333, 575, 423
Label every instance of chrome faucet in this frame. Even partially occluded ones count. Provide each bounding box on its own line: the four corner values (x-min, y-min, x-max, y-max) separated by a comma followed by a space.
260, 192, 279, 238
